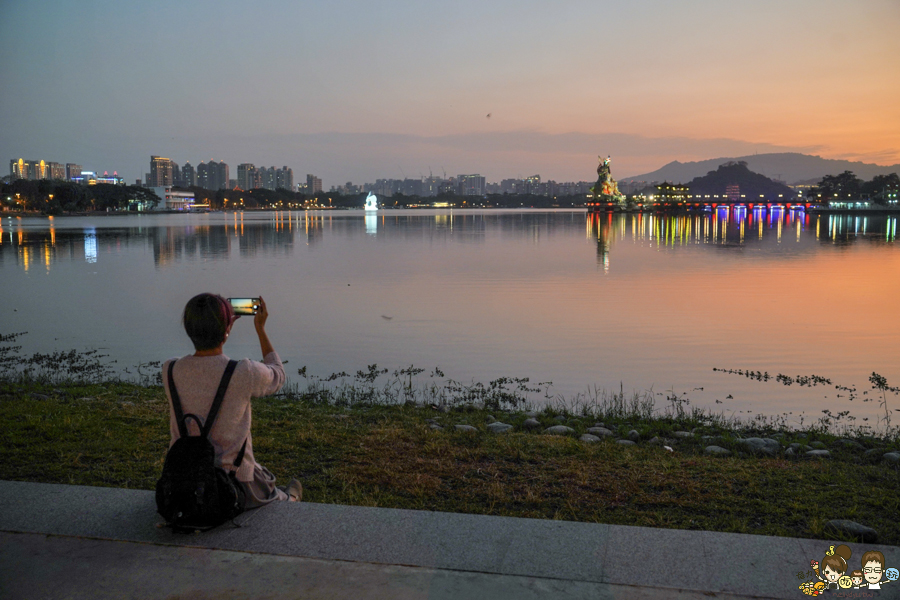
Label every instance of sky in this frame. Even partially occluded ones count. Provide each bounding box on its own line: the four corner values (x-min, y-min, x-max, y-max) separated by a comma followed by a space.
2, 0, 899, 186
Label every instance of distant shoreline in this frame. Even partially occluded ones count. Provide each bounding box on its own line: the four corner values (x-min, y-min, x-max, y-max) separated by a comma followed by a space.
2, 205, 900, 218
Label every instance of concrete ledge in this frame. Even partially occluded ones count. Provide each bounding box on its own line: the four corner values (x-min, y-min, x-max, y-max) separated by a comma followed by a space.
1, 480, 898, 599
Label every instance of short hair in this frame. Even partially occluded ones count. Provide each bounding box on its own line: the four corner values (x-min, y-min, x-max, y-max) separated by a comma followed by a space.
851, 570, 863, 578
862, 550, 885, 569
183, 293, 232, 351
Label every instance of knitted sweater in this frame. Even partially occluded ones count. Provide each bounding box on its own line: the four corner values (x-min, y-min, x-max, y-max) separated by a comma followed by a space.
162, 352, 285, 482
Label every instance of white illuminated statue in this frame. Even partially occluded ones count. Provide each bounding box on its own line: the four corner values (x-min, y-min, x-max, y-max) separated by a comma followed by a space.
365, 192, 378, 211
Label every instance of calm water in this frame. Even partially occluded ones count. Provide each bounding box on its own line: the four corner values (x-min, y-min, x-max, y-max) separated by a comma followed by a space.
2, 208, 898, 426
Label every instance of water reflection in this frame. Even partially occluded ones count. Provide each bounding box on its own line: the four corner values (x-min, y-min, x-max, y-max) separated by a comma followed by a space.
585, 209, 896, 269
0, 209, 895, 272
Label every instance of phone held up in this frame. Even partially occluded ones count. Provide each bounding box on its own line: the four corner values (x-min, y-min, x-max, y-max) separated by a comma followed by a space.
227, 298, 260, 316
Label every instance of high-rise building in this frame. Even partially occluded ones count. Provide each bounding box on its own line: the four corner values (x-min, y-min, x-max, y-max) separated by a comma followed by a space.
66, 163, 82, 181
214, 161, 229, 190
276, 166, 293, 191
197, 162, 210, 189
150, 155, 174, 187
10, 159, 46, 180
237, 163, 257, 190
181, 162, 196, 187
195, 161, 228, 190
307, 174, 322, 194
457, 174, 485, 196
46, 162, 65, 180
172, 162, 182, 187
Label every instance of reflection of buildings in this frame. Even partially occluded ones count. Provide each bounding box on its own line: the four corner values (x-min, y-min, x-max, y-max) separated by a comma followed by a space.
580, 206, 879, 266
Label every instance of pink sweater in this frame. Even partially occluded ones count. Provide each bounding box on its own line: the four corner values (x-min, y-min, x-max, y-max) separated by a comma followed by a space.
162, 352, 286, 482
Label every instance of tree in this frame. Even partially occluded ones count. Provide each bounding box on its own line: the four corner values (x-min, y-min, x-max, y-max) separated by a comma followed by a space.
861, 173, 900, 205
808, 171, 862, 203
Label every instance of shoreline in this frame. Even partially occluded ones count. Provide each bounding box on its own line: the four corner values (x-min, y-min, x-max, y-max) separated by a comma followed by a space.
4, 204, 900, 217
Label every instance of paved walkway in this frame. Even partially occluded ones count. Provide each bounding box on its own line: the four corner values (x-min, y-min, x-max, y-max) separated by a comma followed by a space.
0, 480, 897, 599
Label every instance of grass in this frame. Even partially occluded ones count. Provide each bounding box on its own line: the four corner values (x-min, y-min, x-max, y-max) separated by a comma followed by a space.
1, 376, 898, 544
2, 332, 898, 543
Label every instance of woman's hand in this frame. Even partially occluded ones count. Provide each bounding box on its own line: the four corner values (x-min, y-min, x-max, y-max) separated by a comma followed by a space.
254, 296, 269, 331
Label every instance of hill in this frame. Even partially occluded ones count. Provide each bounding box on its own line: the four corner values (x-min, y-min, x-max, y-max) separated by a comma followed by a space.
622, 152, 900, 185
685, 161, 794, 200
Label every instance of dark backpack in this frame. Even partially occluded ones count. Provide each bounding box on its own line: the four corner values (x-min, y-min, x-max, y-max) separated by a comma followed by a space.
156, 359, 247, 533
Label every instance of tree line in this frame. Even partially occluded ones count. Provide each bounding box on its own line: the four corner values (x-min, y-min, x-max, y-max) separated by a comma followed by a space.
807, 171, 899, 204
1, 179, 160, 213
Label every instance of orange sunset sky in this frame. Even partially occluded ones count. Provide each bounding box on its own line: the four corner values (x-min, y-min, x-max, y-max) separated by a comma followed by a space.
1, 0, 898, 183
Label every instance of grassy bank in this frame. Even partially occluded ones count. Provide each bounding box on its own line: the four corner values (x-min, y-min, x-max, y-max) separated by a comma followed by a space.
1, 376, 898, 544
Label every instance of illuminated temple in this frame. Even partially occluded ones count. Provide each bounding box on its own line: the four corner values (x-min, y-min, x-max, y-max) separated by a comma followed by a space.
587, 155, 625, 211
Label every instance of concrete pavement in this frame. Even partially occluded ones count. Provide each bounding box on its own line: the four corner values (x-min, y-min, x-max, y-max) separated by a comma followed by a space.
0, 480, 897, 599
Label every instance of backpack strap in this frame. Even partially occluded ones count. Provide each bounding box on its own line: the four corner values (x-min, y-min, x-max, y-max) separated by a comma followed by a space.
201, 360, 238, 438
203, 360, 247, 470
167, 360, 189, 439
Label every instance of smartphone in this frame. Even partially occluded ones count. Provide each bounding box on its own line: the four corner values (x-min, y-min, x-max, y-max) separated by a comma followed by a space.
227, 297, 260, 316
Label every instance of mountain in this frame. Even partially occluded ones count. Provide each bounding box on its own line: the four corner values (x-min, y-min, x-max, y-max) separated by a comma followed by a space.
685, 161, 794, 199
621, 152, 900, 185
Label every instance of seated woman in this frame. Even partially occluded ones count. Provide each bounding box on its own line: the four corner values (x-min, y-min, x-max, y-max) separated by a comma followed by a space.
163, 293, 301, 508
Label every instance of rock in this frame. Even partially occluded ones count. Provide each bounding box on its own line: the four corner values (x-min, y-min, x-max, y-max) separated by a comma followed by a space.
834, 439, 865, 452
52, 388, 67, 396
454, 424, 478, 433
735, 437, 780, 456
862, 448, 885, 462
30, 393, 50, 400
543, 425, 575, 435
522, 418, 542, 430
593, 423, 605, 428
580, 434, 601, 443
882, 452, 900, 465
673, 431, 693, 438
648, 436, 661, 445
770, 432, 785, 439
627, 429, 640, 441
784, 447, 796, 458
616, 439, 636, 446
809, 441, 827, 450
429, 424, 444, 431
587, 427, 614, 437
485, 415, 496, 424
702, 435, 725, 444
487, 422, 513, 433
553, 415, 567, 423
524, 411, 538, 418
704, 445, 732, 456
825, 520, 878, 544
805, 450, 830, 459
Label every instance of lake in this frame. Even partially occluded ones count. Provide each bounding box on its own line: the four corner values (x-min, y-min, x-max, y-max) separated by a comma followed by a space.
1, 208, 898, 429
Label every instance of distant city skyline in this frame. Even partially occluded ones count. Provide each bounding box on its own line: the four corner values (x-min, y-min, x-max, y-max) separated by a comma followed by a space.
2, 1, 898, 185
